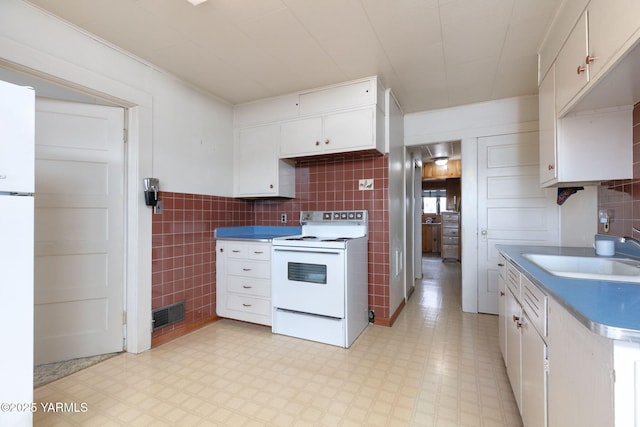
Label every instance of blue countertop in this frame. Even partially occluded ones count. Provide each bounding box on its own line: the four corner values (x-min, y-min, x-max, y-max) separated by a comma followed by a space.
497, 245, 640, 342
214, 226, 301, 242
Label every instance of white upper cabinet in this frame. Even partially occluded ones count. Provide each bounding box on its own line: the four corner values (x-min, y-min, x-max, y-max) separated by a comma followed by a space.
587, 0, 640, 80
538, 65, 557, 185
555, 12, 589, 112
538, 0, 639, 187
298, 80, 375, 116
280, 107, 375, 158
234, 94, 299, 127
232, 76, 385, 197
0, 81, 34, 193
234, 124, 295, 198
544, 0, 640, 115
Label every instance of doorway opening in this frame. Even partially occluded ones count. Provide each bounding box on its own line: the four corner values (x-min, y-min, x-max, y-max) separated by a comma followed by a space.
0, 66, 128, 382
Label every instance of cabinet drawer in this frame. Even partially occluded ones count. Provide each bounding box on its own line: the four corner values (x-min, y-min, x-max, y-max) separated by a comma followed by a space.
441, 236, 459, 245
506, 263, 520, 298
442, 212, 459, 222
227, 276, 270, 298
247, 244, 270, 261
225, 243, 248, 258
227, 259, 270, 279
521, 275, 547, 337
441, 245, 459, 259
226, 294, 271, 317
442, 227, 459, 237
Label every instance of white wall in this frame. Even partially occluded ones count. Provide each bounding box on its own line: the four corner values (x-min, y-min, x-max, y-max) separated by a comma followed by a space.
386, 89, 405, 317
0, 1, 234, 196
559, 185, 598, 246
404, 95, 594, 312
0, 2, 235, 412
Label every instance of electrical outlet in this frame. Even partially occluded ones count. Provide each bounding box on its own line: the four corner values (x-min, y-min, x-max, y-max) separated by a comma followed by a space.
358, 179, 374, 190
280, 213, 287, 223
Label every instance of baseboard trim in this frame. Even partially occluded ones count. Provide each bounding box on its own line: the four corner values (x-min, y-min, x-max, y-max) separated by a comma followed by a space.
373, 299, 405, 327
151, 315, 220, 348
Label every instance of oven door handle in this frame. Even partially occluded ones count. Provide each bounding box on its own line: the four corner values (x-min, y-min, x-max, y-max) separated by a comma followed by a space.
273, 248, 341, 256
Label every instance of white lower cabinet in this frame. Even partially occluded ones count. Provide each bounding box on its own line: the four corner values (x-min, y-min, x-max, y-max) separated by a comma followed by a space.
506, 287, 523, 411
216, 240, 272, 326
498, 255, 507, 362
521, 310, 547, 427
547, 298, 614, 427
500, 259, 548, 426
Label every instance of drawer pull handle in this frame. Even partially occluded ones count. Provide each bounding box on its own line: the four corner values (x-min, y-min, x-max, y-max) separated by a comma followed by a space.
254, 251, 264, 254
497, 263, 504, 267
500, 291, 505, 297
242, 285, 252, 289
242, 268, 251, 271
232, 250, 241, 253
512, 315, 520, 322
242, 303, 252, 307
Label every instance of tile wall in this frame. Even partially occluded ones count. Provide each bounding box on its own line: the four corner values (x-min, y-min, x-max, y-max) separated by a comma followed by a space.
253, 154, 391, 320
151, 193, 253, 341
598, 103, 640, 236
151, 154, 391, 342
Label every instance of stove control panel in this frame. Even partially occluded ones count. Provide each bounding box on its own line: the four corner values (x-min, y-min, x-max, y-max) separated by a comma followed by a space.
301, 210, 367, 222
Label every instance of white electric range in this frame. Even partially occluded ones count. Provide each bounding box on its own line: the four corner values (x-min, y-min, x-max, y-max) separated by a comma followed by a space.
271, 210, 369, 348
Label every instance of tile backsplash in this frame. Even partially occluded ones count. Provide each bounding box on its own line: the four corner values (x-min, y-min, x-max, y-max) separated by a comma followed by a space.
152, 153, 390, 343
598, 102, 640, 236
151, 193, 252, 341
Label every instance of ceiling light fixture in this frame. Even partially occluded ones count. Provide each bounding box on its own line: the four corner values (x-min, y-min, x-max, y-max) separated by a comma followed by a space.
434, 157, 449, 166
187, 0, 208, 5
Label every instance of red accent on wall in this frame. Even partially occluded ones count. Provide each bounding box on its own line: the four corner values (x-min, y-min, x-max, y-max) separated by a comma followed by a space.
598, 102, 640, 236
151, 154, 391, 341
151, 193, 253, 339
253, 154, 391, 320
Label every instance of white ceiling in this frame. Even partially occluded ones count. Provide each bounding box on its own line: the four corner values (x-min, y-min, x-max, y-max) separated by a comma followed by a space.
25, 0, 561, 114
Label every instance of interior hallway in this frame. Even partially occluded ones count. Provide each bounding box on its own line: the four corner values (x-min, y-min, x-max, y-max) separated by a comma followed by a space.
34, 256, 522, 426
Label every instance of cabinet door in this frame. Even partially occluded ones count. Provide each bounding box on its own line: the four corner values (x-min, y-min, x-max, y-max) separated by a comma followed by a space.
236, 124, 280, 196
538, 65, 557, 186
506, 289, 522, 410
322, 108, 374, 153
521, 312, 547, 427
280, 117, 322, 157
498, 271, 507, 363
588, 0, 640, 79
298, 79, 374, 116
0, 81, 34, 193
547, 299, 613, 427
555, 12, 589, 112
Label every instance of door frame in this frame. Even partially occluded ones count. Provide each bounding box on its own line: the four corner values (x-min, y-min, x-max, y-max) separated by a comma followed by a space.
1, 40, 154, 353
404, 96, 541, 313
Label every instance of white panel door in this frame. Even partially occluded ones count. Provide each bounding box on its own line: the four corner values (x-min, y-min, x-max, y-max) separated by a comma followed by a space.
477, 132, 558, 314
34, 99, 125, 364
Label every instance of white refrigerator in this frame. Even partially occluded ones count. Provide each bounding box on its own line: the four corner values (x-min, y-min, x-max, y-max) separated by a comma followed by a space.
0, 79, 35, 427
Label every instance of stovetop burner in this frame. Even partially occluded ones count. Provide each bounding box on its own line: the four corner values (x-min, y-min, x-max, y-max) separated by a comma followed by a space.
285, 236, 317, 241
321, 237, 352, 242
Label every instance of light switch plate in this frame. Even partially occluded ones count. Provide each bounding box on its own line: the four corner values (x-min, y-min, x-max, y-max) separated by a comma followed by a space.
358, 179, 374, 190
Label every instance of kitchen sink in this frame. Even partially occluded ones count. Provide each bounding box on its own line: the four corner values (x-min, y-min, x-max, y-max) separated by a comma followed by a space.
522, 253, 640, 283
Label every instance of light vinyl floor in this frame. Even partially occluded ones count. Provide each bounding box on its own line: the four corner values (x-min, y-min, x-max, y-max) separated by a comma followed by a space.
34, 257, 522, 426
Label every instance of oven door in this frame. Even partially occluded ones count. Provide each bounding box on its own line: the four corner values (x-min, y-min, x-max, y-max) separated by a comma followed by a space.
272, 246, 345, 318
